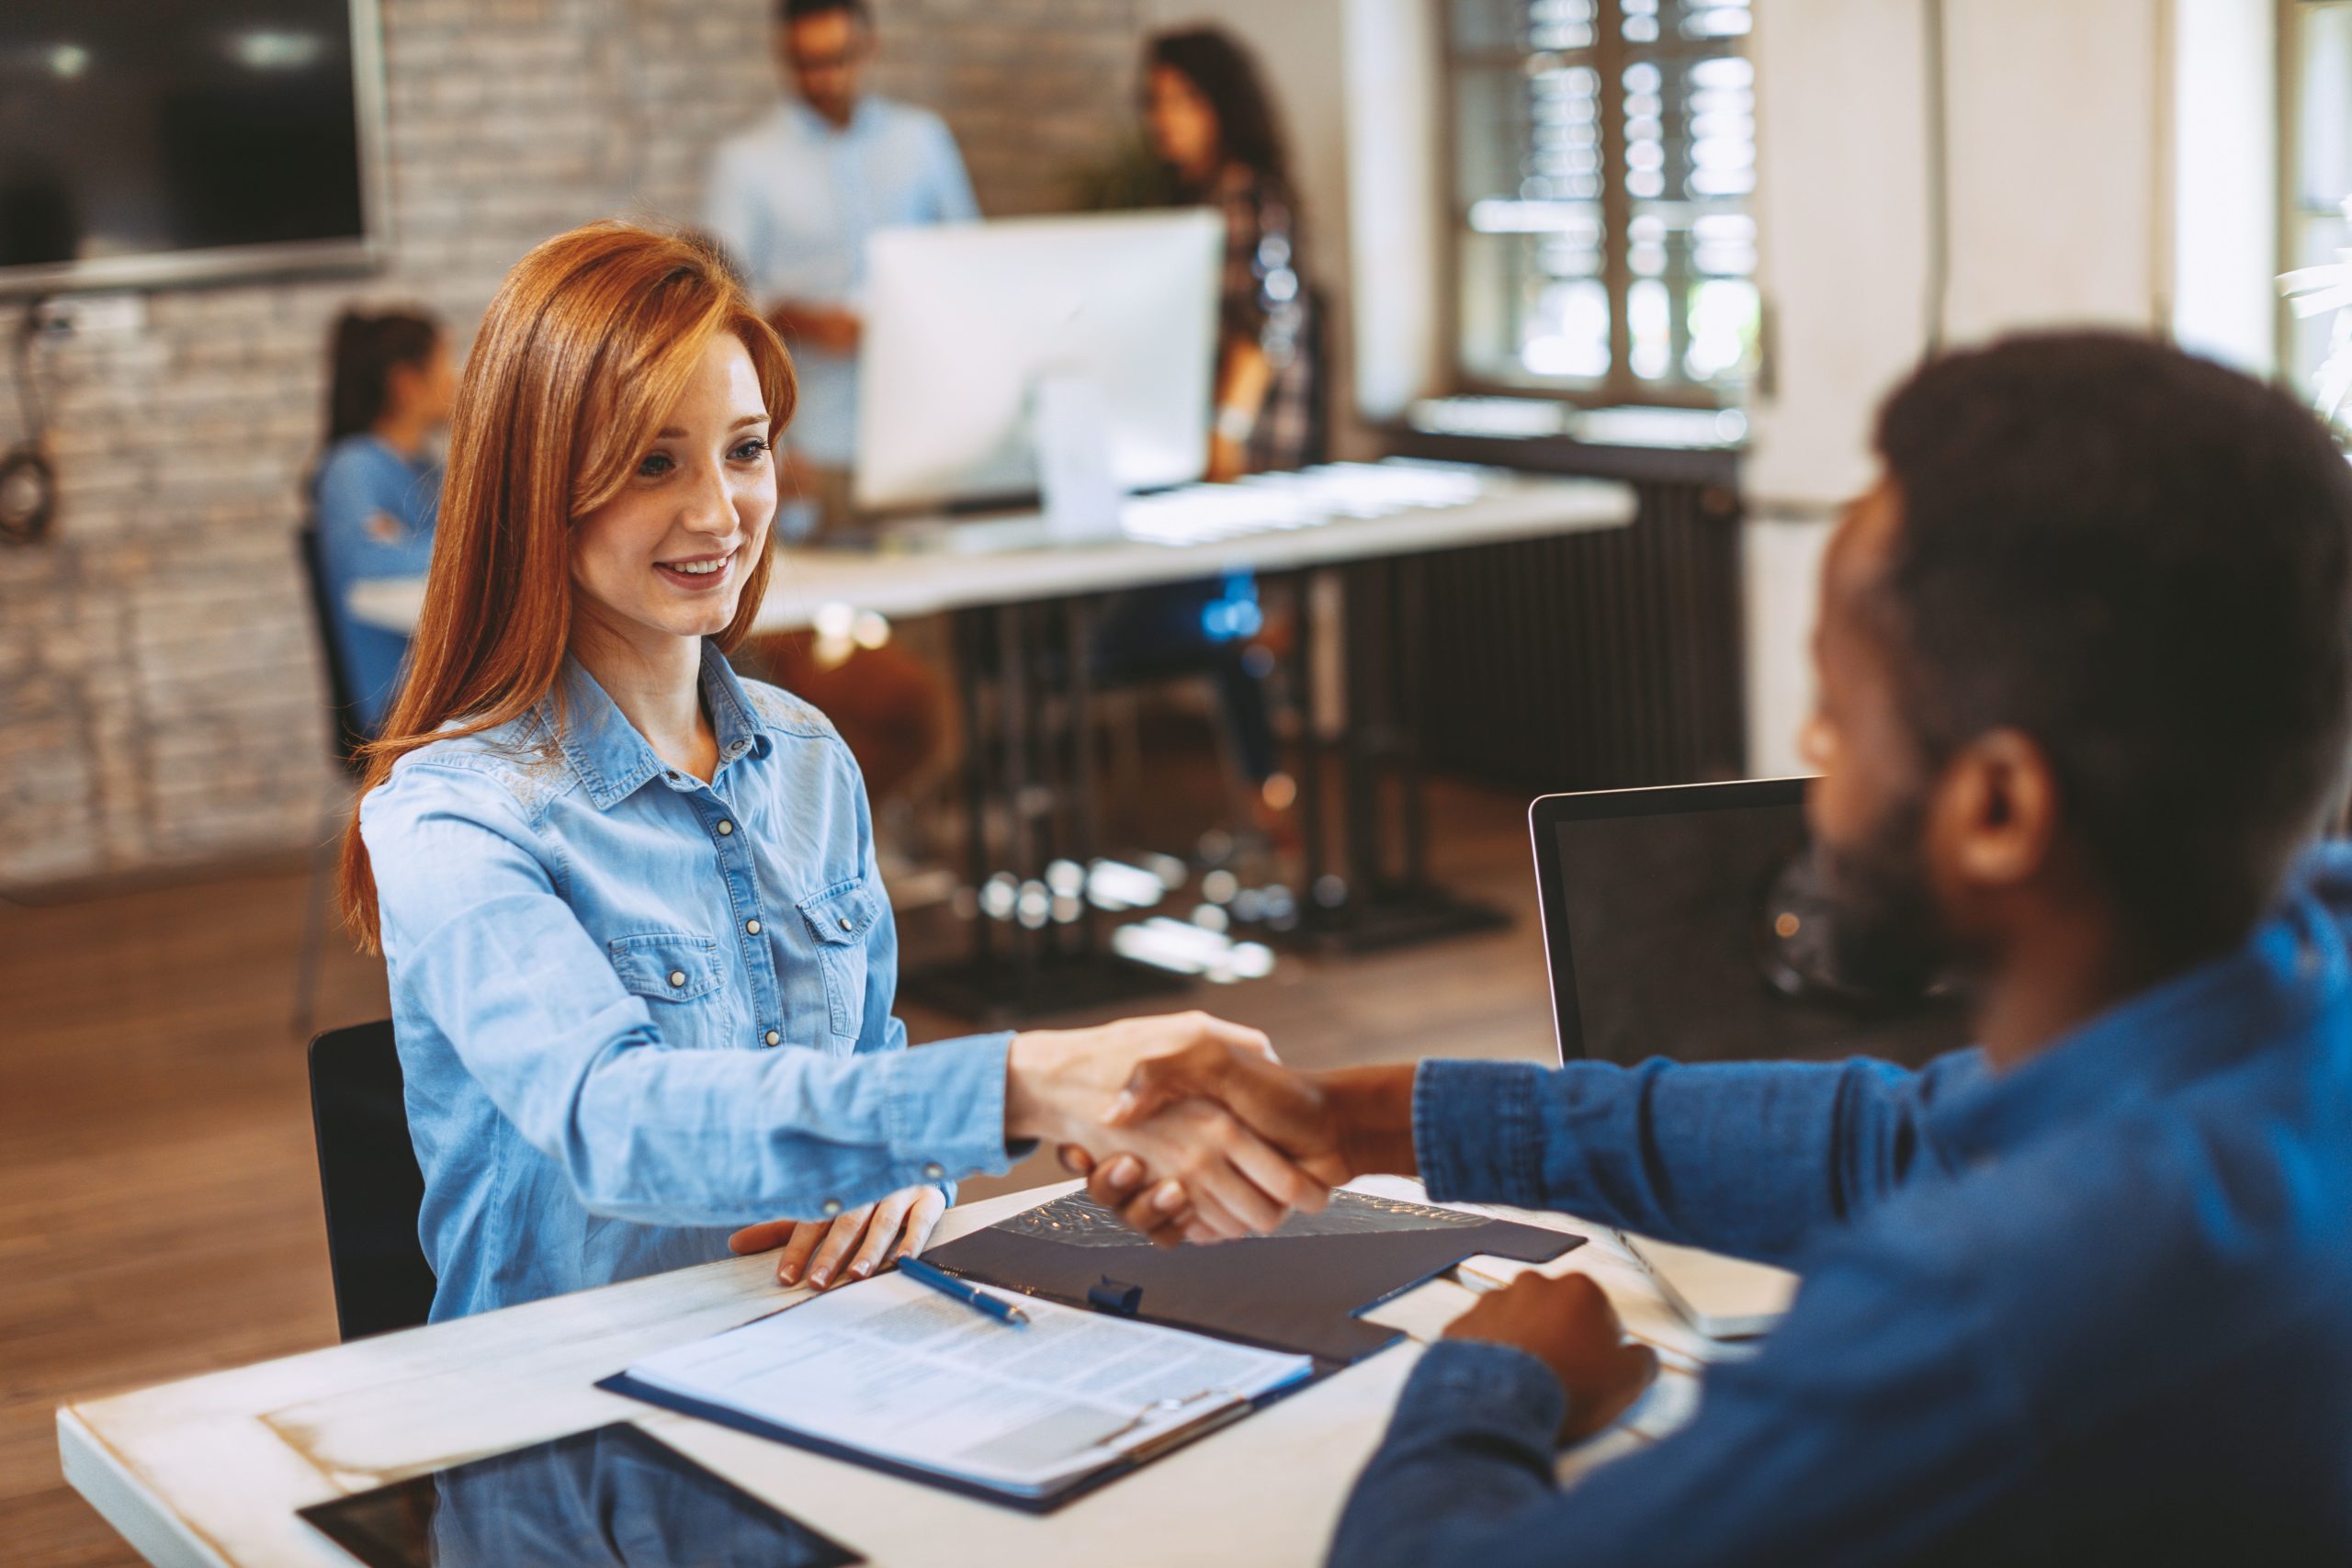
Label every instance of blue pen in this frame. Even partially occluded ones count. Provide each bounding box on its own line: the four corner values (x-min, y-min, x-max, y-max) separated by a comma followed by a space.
896, 1255, 1030, 1328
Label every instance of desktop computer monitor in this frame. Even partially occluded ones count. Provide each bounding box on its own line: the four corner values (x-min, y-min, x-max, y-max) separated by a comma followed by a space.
854, 209, 1224, 514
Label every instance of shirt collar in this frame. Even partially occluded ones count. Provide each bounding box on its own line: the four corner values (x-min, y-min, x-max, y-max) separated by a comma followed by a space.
365, 433, 433, 477
546, 644, 776, 811
786, 96, 872, 141
1923, 851, 2352, 1165
699, 640, 774, 765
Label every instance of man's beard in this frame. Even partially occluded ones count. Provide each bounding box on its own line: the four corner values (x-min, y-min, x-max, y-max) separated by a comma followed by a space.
1793, 792, 1956, 1002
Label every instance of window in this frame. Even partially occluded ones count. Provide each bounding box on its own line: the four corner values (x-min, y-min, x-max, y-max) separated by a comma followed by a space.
1445, 0, 1758, 407
2283, 0, 2352, 442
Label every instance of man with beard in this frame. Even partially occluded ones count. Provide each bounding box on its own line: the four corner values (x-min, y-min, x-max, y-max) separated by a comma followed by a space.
1072, 333, 2352, 1564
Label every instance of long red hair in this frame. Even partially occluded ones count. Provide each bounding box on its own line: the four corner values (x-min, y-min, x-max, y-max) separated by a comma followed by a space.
338, 221, 797, 950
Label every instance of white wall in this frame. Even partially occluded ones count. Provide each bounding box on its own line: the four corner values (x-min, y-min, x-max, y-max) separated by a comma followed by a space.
1747, 0, 2173, 512
1340, 0, 1445, 426
2170, 0, 2279, 374
1737, 0, 2279, 775
1743, 0, 1936, 510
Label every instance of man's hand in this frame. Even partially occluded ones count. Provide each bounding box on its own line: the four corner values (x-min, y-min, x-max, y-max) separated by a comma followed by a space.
1444, 1271, 1658, 1444
1065, 1053, 1419, 1245
1005, 1011, 1333, 1244
727, 1182, 946, 1291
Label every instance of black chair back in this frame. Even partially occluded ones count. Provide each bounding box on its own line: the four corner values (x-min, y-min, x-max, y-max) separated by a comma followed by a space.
306, 1021, 436, 1340
1302, 281, 1333, 468
295, 522, 371, 774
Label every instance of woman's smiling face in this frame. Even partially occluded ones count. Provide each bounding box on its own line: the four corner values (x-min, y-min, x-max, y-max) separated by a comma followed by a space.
569, 331, 777, 656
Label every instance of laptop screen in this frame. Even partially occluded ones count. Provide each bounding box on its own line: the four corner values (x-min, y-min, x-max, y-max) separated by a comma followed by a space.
1546, 791, 1971, 1068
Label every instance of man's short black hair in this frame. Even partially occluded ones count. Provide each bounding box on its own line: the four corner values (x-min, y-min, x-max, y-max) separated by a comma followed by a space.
778, 0, 867, 25
1871, 331, 2352, 956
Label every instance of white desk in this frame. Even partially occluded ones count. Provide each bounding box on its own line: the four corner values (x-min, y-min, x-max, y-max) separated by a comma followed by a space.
344, 462, 1635, 637
59, 1178, 1729, 1567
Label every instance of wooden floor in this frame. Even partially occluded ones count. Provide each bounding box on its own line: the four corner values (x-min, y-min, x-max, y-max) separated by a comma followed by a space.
0, 780, 1558, 1565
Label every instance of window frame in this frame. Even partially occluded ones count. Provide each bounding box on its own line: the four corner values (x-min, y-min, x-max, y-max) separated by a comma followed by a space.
1438, 0, 1749, 412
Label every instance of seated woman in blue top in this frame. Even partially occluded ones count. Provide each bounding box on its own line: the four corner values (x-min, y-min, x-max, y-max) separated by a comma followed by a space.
339, 220, 1324, 1323
312, 308, 457, 733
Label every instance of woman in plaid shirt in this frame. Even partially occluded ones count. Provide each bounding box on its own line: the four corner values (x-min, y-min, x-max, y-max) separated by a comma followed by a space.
1089, 27, 1317, 813
1145, 27, 1317, 478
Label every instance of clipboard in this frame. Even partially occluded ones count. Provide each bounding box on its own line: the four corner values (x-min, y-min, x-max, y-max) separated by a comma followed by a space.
596, 1353, 1340, 1515
923, 1188, 1585, 1362
597, 1188, 1571, 1510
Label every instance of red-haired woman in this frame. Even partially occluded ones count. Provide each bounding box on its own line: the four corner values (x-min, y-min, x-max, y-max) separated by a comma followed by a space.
343, 222, 1318, 1321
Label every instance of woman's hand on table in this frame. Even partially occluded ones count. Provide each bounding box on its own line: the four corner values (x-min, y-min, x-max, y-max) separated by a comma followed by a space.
727, 1182, 948, 1291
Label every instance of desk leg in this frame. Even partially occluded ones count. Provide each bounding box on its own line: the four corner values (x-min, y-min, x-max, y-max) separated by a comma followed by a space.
901, 595, 1188, 1027
999, 600, 1039, 996
956, 604, 993, 969
1292, 568, 1328, 909
1280, 554, 1510, 955
1064, 594, 1103, 958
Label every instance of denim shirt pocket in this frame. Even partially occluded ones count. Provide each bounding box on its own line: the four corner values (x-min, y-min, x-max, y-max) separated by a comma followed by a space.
606, 932, 727, 1006
797, 879, 880, 1040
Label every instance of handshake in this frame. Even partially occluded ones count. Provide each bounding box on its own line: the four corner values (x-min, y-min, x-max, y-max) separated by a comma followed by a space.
1002, 1010, 1421, 1247
738, 1008, 1655, 1442
1003, 1010, 1658, 1442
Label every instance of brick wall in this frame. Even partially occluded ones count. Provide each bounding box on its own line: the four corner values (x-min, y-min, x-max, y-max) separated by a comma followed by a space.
0, 0, 1156, 889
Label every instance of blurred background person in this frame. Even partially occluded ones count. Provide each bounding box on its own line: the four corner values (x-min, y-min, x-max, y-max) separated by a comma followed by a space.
704, 0, 977, 540
1146, 26, 1315, 482
1092, 26, 1317, 837
311, 307, 456, 735
703, 0, 967, 838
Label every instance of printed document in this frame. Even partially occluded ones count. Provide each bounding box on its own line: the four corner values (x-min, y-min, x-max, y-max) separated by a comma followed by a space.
623, 1271, 1313, 1497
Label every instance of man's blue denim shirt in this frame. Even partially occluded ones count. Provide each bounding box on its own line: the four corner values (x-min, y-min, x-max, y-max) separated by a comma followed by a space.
1336, 848, 2352, 1566
360, 646, 1015, 1322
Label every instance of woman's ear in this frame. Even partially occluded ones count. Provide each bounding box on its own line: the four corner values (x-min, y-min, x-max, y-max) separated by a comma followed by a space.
1935, 728, 2061, 893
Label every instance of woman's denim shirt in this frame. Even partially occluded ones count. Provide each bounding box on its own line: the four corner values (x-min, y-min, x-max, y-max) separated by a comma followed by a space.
360, 644, 1015, 1321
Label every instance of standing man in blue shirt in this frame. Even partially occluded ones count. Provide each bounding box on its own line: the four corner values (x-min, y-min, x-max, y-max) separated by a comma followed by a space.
704, 0, 978, 537
1080, 333, 2352, 1563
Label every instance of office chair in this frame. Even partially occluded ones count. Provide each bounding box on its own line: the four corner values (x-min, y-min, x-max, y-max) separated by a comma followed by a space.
306, 1020, 436, 1340
291, 523, 369, 1040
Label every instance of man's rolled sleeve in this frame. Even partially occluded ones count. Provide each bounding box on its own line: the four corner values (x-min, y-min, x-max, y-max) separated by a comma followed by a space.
1327, 1340, 1567, 1568
1412, 1053, 1951, 1264
1416, 1059, 1550, 1207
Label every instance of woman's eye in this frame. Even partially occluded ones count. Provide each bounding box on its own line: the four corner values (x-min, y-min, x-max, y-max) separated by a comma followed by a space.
637, 452, 675, 479
730, 436, 771, 462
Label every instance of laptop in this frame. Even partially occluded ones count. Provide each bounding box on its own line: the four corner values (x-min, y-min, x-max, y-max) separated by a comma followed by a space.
1525, 779, 1971, 1336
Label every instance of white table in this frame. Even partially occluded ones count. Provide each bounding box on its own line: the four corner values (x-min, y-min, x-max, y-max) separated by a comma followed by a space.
344, 462, 1634, 636
58, 1179, 1728, 1567
343, 460, 1639, 1017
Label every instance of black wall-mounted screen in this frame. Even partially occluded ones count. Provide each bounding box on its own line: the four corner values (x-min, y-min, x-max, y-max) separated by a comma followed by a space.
0, 1, 379, 294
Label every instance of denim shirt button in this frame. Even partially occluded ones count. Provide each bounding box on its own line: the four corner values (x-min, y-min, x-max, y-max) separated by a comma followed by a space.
821, 1199, 843, 1218
717, 819, 734, 836
922, 1162, 945, 1180
746, 919, 762, 935
667, 970, 686, 988
764, 1029, 781, 1046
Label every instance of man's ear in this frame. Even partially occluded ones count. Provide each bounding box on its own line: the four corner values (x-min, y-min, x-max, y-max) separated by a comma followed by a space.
1931, 728, 2061, 892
